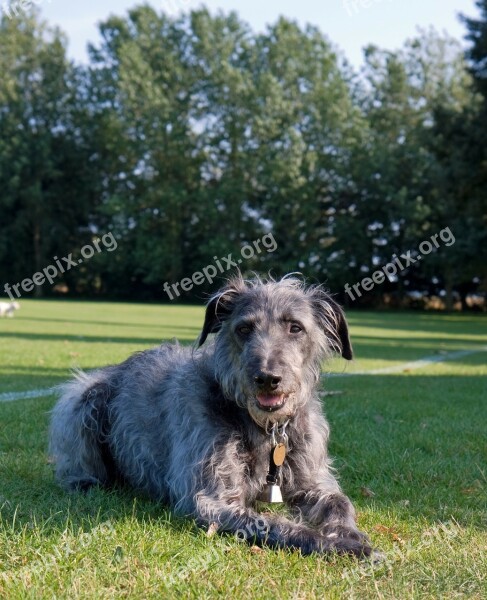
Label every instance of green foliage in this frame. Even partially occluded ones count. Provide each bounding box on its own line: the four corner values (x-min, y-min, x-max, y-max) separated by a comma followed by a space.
354, 31, 486, 307
0, 8, 101, 296
0, 6, 486, 305
462, 0, 487, 97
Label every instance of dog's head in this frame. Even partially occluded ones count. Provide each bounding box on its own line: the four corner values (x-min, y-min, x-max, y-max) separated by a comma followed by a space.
198, 275, 352, 427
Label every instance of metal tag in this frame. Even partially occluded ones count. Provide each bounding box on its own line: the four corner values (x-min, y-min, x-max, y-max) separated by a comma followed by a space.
273, 443, 286, 466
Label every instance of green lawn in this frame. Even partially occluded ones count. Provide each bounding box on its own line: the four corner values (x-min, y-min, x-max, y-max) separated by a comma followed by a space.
0, 300, 486, 599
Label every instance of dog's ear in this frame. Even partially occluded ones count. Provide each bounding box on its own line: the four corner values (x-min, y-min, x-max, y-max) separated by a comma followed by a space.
309, 288, 353, 360
198, 283, 241, 347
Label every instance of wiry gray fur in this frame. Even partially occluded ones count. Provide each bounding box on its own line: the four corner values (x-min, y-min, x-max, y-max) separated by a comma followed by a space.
49, 274, 372, 557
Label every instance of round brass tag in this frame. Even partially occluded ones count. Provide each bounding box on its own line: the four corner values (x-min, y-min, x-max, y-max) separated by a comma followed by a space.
273, 443, 286, 466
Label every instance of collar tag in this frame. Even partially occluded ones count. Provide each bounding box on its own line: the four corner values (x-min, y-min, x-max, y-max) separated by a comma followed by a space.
257, 421, 289, 504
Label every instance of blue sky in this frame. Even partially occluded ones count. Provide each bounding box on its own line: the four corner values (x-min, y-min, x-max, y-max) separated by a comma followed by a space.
39, 0, 479, 68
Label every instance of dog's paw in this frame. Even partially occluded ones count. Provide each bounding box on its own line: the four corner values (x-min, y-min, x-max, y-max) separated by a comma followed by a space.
324, 528, 373, 558
328, 535, 373, 558
66, 476, 102, 493
325, 526, 369, 543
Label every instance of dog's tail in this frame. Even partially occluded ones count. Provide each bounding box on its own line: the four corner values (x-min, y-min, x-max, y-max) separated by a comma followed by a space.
49, 369, 118, 491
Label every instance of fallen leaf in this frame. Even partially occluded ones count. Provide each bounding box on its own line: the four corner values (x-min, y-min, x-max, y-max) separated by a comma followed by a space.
206, 522, 219, 537
373, 525, 404, 543
360, 486, 375, 498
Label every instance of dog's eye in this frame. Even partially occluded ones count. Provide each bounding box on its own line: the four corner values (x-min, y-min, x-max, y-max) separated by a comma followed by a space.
289, 324, 302, 334
237, 325, 252, 335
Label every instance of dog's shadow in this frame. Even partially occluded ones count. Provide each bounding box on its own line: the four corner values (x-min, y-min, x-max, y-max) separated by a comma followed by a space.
0, 467, 198, 544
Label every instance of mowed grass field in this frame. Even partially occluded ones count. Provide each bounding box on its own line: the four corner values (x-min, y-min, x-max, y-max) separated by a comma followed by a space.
0, 299, 486, 599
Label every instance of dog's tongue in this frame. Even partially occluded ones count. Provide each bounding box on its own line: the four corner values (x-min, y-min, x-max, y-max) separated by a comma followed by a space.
257, 393, 284, 407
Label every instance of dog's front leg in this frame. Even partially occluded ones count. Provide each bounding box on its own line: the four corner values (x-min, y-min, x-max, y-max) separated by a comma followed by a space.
195, 493, 367, 556
286, 483, 372, 557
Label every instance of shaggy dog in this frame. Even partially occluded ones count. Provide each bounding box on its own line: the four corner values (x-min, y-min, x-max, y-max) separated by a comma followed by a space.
50, 275, 373, 557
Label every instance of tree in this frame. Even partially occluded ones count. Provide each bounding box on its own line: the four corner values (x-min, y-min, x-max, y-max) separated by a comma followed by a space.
354, 30, 485, 308
462, 0, 487, 97
458, 1, 487, 301
241, 18, 366, 284
1, 7, 484, 306
0, 8, 98, 297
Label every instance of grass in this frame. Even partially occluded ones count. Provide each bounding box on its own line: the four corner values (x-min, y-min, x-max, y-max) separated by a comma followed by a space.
0, 299, 486, 599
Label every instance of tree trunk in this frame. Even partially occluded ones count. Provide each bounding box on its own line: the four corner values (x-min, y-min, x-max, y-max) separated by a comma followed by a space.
33, 222, 43, 298
444, 266, 453, 311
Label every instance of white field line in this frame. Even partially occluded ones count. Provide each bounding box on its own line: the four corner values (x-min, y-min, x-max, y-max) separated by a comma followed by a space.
1, 346, 486, 403
0, 387, 56, 403
327, 345, 487, 377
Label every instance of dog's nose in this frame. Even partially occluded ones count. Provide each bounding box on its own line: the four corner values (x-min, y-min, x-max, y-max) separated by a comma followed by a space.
254, 371, 282, 390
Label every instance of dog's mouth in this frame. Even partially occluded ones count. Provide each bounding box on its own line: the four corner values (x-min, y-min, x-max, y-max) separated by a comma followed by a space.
256, 393, 287, 412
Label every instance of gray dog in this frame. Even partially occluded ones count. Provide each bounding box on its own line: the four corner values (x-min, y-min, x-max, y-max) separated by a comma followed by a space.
49, 275, 372, 557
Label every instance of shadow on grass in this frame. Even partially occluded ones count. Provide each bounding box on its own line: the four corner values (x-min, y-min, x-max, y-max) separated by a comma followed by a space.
349, 336, 487, 363
0, 330, 200, 346
323, 374, 486, 527
0, 374, 485, 552
0, 367, 72, 395
19, 317, 202, 333
1, 332, 485, 375
347, 311, 487, 334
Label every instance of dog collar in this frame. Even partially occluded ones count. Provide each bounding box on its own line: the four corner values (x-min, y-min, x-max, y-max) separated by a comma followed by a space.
256, 420, 289, 503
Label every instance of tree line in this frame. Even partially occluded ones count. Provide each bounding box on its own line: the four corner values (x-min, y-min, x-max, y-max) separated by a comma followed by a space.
0, 3, 486, 308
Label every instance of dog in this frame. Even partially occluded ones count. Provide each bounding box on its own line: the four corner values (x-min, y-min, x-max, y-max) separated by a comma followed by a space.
49, 275, 372, 557
0, 301, 20, 317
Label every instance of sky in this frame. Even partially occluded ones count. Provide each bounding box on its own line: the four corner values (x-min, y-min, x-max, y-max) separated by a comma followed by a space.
36, 0, 480, 69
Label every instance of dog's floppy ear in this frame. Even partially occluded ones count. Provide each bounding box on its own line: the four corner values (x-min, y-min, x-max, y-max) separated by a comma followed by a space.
309, 288, 353, 360
198, 282, 242, 347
